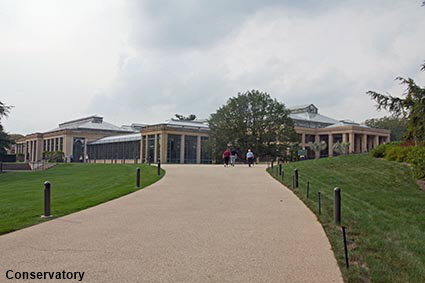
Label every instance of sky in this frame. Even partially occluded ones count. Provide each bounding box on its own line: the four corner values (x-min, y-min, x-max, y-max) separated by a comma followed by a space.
1, 0, 425, 134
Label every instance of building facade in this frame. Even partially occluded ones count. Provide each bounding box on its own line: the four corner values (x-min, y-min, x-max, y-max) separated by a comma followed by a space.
16, 116, 134, 162
15, 105, 390, 164
289, 104, 390, 158
87, 119, 211, 164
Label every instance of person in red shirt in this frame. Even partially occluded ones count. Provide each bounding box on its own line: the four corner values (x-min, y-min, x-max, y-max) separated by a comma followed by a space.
222, 148, 231, 167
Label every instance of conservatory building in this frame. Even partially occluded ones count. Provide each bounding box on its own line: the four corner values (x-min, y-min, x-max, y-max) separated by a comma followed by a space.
289, 104, 391, 159
15, 104, 389, 164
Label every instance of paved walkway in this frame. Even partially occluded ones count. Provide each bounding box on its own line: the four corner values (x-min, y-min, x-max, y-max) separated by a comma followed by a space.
0, 165, 343, 283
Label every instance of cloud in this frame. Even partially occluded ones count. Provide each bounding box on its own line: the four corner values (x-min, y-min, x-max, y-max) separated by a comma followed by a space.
1, 0, 425, 134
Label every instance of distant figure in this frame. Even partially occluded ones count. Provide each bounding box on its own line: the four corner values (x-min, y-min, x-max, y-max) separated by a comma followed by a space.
223, 148, 231, 167
246, 149, 254, 167
230, 148, 238, 167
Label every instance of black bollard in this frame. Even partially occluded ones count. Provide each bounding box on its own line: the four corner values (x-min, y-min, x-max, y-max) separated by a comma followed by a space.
342, 226, 350, 268
318, 191, 321, 215
43, 181, 51, 218
136, 167, 141, 188
271, 160, 274, 169
281, 170, 284, 181
279, 164, 282, 176
307, 181, 310, 199
157, 159, 161, 176
294, 168, 299, 188
334, 187, 341, 225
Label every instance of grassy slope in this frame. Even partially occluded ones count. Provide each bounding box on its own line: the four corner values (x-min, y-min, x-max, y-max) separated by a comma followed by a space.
0, 164, 163, 235
268, 154, 425, 283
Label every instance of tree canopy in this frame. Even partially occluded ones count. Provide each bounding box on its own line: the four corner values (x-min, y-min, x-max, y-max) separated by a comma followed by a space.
0, 102, 12, 155
364, 116, 407, 141
174, 114, 197, 121
208, 90, 297, 161
367, 65, 425, 144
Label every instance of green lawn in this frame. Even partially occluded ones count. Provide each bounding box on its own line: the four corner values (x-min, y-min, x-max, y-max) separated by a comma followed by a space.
268, 154, 425, 283
0, 163, 163, 235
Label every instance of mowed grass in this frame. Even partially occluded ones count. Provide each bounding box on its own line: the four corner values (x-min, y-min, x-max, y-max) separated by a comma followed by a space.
267, 154, 425, 283
0, 163, 164, 235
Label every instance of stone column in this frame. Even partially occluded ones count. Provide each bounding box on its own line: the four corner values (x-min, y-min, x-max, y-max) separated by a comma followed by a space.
160, 133, 167, 164
342, 133, 347, 143
196, 136, 201, 164
328, 133, 334, 157
25, 142, 28, 161
362, 134, 368, 152
83, 139, 88, 163
180, 135, 185, 164
154, 134, 158, 162
349, 132, 355, 153
314, 135, 320, 159
374, 135, 379, 148
301, 133, 306, 150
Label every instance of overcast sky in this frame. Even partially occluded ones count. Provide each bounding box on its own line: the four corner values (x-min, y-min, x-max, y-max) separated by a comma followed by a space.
1, 0, 425, 134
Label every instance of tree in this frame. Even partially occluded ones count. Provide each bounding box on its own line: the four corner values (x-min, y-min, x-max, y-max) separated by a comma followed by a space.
367, 65, 425, 144
307, 141, 327, 159
364, 116, 407, 141
174, 114, 197, 121
0, 102, 12, 155
208, 90, 297, 161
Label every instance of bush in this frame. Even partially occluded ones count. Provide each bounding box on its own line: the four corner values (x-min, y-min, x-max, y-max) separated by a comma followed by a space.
43, 151, 64, 162
407, 147, 425, 180
370, 143, 425, 180
370, 144, 387, 158
369, 142, 402, 158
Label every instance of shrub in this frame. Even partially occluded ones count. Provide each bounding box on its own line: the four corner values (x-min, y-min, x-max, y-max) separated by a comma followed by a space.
395, 146, 414, 162
369, 142, 402, 158
43, 151, 64, 162
407, 147, 425, 180
370, 144, 386, 158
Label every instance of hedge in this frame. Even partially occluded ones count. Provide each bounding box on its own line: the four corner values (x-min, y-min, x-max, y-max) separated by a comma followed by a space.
370, 143, 425, 180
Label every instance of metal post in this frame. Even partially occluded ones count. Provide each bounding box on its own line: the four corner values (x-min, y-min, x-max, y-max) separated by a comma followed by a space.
0, 161, 3, 173
307, 181, 310, 199
43, 181, 51, 218
334, 187, 341, 225
279, 164, 282, 176
136, 167, 141, 188
342, 226, 350, 268
318, 191, 321, 215
157, 159, 161, 176
281, 170, 284, 181
271, 160, 274, 169
294, 168, 299, 188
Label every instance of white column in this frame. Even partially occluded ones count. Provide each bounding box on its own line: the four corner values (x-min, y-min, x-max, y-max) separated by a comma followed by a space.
349, 132, 355, 153
362, 134, 368, 152
180, 135, 185, 164
374, 135, 379, 148
328, 134, 333, 157
196, 136, 201, 164
154, 134, 158, 162
314, 135, 320, 159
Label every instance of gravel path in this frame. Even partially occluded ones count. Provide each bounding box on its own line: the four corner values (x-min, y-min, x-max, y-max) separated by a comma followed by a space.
0, 164, 343, 283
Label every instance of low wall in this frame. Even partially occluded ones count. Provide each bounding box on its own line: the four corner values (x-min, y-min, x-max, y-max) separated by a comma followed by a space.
88, 159, 142, 164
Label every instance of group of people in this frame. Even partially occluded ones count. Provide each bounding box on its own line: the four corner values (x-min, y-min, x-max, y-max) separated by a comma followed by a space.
222, 148, 255, 167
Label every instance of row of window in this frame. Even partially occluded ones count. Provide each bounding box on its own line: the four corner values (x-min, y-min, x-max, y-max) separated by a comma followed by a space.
86, 134, 211, 164
43, 137, 64, 152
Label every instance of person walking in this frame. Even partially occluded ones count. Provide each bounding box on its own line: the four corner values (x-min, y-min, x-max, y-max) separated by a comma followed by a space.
230, 148, 238, 167
246, 149, 254, 167
223, 148, 231, 167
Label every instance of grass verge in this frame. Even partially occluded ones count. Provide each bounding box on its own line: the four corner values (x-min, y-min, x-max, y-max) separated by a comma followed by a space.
267, 154, 425, 283
0, 163, 163, 235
